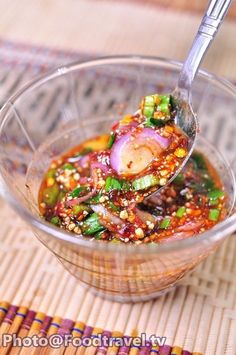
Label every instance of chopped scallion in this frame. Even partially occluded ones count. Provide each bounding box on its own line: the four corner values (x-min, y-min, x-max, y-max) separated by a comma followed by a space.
191, 153, 207, 170
94, 230, 105, 240
82, 213, 104, 235
149, 117, 165, 127
132, 174, 159, 191
42, 184, 60, 207
107, 133, 116, 149
173, 173, 184, 185
143, 105, 155, 119
105, 177, 123, 192
207, 189, 224, 200
109, 202, 120, 212
62, 163, 74, 170
160, 217, 171, 229
86, 193, 102, 204
176, 206, 186, 218
159, 95, 170, 104
46, 169, 56, 179
72, 204, 90, 215
209, 199, 219, 206
209, 209, 220, 221
159, 102, 169, 114
50, 216, 61, 226
70, 186, 88, 198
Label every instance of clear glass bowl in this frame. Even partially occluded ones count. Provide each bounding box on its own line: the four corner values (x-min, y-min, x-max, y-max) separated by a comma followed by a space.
0, 56, 236, 302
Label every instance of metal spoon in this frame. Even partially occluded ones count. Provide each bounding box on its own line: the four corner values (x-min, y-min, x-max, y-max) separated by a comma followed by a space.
150, 0, 232, 196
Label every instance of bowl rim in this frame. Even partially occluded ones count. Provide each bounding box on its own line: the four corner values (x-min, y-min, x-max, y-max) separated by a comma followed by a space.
0, 54, 236, 254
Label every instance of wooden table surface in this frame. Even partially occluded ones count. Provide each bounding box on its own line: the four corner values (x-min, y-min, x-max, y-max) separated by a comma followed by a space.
0, 0, 236, 79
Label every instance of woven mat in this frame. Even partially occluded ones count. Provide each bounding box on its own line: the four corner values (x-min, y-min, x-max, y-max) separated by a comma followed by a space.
0, 22, 236, 355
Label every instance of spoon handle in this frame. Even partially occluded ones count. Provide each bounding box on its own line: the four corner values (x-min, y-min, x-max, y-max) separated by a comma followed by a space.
177, 0, 232, 99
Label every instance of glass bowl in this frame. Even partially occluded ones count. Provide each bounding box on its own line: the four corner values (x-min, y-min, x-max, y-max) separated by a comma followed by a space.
0, 56, 236, 302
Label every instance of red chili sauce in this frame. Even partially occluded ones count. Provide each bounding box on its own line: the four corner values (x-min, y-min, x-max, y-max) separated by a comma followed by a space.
38, 94, 227, 244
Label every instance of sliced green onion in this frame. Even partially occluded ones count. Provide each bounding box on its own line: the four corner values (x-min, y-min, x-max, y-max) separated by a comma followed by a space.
70, 186, 88, 198
159, 95, 170, 104
144, 117, 155, 128
149, 117, 165, 127
50, 216, 61, 226
176, 206, 186, 218
109, 202, 120, 212
191, 153, 207, 170
42, 184, 60, 207
143, 106, 155, 119
209, 209, 220, 221
86, 193, 102, 204
72, 204, 90, 215
94, 230, 106, 240
105, 177, 123, 192
62, 163, 74, 170
145, 95, 156, 106
82, 213, 104, 235
142, 95, 155, 119
107, 133, 116, 149
58, 190, 66, 201
207, 189, 224, 200
204, 177, 215, 191
121, 180, 131, 191
160, 217, 171, 229
159, 102, 169, 114
132, 174, 159, 191
46, 169, 57, 178
209, 199, 219, 206
173, 173, 185, 186
169, 95, 177, 111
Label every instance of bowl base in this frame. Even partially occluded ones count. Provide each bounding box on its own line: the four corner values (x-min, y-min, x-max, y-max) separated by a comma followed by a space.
77, 278, 176, 303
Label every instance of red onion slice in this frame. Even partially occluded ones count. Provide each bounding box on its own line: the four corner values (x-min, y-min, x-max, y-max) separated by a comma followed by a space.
110, 128, 169, 176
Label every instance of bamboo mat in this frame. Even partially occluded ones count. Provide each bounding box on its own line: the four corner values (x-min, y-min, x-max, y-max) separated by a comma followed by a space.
0, 9, 236, 355
0, 0, 236, 78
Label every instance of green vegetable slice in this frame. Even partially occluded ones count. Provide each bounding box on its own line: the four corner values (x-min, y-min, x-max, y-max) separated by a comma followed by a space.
145, 117, 165, 128
94, 230, 106, 240
209, 209, 220, 221
72, 204, 90, 215
176, 206, 186, 218
107, 133, 116, 149
132, 174, 159, 191
191, 153, 207, 170
50, 216, 61, 226
159, 102, 169, 114
105, 177, 123, 192
62, 163, 74, 170
142, 94, 171, 122
70, 186, 88, 198
82, 213, 104, 235
209, 199, 219, 206
173, 173, 185, 186
109, 202, 120, 212
143, 106, 155, 119
203, 177, 215, 191
42, 184, 60, 207
46, 169, 57, 179
160, 217, 171, 229
207, 189, 224, 200
86, 194, 102, 204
